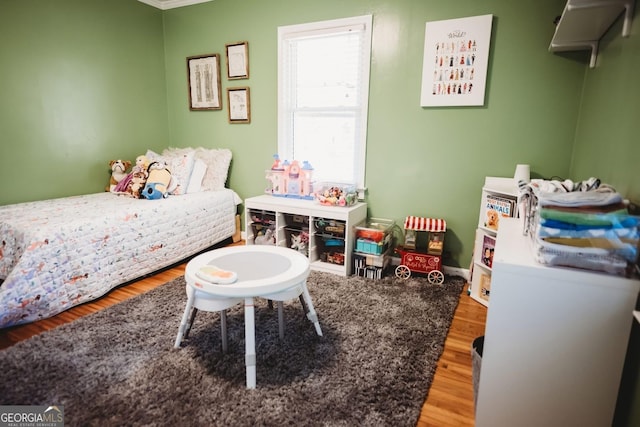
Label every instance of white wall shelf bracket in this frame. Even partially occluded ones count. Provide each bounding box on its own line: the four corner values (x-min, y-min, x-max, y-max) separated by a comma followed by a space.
550, 0, 634, 68
550, 40, 599, 67
566, 0, 634, 37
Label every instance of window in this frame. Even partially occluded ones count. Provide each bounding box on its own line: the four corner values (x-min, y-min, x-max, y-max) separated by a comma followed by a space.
277, 15, 373, 190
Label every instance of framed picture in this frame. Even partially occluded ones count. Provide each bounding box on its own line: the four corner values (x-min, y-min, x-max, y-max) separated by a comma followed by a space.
187, 54, 222, 110
420, 14, 493, 107
225, 41, 249, 79
227, 87, 251, 123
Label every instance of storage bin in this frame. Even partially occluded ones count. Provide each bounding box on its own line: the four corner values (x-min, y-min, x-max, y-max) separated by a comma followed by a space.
317, 236, 345, 265
353, 250, 390, 279
248, 209, 276, 226
285, 227, 309, 256
472, 335, 484, 410
355, 235, 390, 255
313, 182, 358, 206
251, 222, 276, 245
314, 218, 346, 238
283, 213, 309, 228
355, 218, 395, 242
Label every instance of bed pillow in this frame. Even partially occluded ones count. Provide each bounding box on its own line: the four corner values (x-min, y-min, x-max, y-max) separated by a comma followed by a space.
161, 147, 232, 191
162, 147, 205, 193
186, 159, 208, 193
194, 147, 232, 191
146, 149, 196, 195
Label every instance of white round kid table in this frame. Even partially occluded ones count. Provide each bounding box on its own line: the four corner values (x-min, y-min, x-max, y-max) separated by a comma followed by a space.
174, 245, 323, 389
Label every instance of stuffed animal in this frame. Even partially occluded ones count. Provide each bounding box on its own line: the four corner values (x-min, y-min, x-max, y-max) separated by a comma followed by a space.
133, 155, 149, 173
128, 170, 148, 198
112, 154, 149, 196
106, 159, 131, 192
255, 228, 275, 245
290, 232, 308, 254
141, 161, 176, 200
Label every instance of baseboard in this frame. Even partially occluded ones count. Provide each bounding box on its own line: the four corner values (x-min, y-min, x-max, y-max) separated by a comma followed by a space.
442, 266, 470, 281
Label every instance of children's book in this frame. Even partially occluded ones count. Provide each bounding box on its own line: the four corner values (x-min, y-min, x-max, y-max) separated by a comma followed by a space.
480, 273, 491, 301
481, 193, 516, 231
481, 234, 496, 268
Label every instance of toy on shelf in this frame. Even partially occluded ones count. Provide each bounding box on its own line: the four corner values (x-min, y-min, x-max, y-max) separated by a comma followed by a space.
395, 216, 447, 284
314, 182, 358, 207
289, 230, 309, 255
265, 155, 314, 199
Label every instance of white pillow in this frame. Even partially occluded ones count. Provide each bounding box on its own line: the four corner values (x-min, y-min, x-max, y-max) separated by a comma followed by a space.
194, 147, 232, 191
186, 159, 208, 193
159, 147, 232, 191
146, 149, 196, 195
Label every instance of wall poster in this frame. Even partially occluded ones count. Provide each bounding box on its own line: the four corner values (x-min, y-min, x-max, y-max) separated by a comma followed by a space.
187, 54, 222, 110
420, 14, 493, 107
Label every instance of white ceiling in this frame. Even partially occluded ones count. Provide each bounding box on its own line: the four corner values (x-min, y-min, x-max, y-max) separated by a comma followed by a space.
137, 0, 213, 10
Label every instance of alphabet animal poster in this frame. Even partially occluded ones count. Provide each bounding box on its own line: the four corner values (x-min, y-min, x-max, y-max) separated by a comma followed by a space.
420, 14, 493, 107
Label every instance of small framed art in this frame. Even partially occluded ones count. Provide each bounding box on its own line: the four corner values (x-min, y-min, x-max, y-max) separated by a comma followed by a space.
227, 87, 250, 123
225, 41, 249, 80
187, 54, 222, 110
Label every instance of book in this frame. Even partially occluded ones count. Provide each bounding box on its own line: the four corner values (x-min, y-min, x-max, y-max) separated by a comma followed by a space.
482, 193, 516, 231
479, 273, 491, 301
196, 265, 238, 284
481, 234, 496, 268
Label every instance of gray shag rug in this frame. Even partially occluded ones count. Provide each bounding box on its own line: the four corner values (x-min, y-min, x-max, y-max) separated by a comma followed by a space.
0, 271, 464, 426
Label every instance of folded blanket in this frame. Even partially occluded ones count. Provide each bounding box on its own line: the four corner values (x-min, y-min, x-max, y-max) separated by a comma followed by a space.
537, 223, 639, 240
537, 188, 621, 207
539, 208, 632, 227
533, 236, 632, 275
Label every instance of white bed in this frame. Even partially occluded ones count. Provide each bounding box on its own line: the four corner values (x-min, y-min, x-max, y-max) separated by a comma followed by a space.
0, 146, 241, 328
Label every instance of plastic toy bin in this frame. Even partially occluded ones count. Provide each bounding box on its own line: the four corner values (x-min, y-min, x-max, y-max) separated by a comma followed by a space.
316, 235, 346, 265
355, 238, 389, 255
248, 209, 276, 226
354, 218, 394, 255
314, 182, 358, 207
314, 218, 345, 238
353, 248, 391, 280
355, 218, 394, 242
284, 213, 309, 228
285, 227, 309, 257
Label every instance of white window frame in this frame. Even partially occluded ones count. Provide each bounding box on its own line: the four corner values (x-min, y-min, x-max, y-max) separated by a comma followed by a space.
277, 15, 373, 190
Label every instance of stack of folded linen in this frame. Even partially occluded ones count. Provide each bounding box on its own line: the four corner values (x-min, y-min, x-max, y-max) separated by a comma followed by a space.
520, 178, 639, 276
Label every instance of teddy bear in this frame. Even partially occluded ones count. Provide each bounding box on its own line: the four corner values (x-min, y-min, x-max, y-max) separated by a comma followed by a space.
106, 159, 131, 192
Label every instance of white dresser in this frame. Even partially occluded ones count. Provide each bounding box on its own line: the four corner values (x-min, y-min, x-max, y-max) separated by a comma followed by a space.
476, 218, 640, 427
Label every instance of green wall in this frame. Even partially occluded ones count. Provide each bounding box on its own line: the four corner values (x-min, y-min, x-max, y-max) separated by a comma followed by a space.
162, 0, 583, 267
570, 8, 640, 203
2, 0, 638, 271
0, 0, 168, 205
572, 7, 640, 427
0, 0, 638, 423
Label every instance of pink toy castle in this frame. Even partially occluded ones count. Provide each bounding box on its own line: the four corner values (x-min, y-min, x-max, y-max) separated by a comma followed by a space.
265, 155, 314, 199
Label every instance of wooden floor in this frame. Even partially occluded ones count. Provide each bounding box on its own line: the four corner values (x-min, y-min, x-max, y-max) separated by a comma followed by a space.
0, 243, 487, 426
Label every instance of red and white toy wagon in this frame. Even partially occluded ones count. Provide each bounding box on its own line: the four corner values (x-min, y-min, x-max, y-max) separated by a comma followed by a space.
395, 216, 446, 284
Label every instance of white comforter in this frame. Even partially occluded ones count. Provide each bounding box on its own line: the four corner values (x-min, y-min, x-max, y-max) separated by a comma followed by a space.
0, 190, 241, 328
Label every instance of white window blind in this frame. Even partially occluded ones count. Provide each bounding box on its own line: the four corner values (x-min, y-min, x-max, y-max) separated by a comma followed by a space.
278, 15, 372, 189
